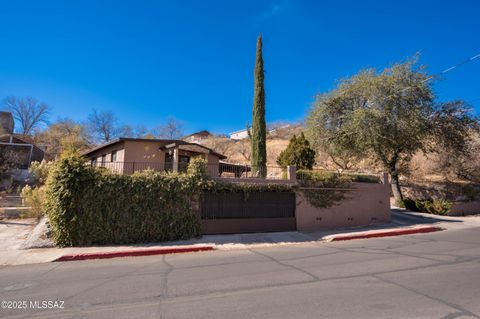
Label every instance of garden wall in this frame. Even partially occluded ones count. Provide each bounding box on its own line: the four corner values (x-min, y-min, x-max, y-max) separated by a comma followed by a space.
295, 180, 391, 231
449, 200, 480, 216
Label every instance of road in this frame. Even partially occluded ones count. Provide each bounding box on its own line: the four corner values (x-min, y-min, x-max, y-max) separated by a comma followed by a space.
1, 226, 480, 319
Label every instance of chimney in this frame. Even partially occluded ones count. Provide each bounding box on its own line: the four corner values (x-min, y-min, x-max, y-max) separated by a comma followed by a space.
0, 112, 14, 134
0, 112, 15, 134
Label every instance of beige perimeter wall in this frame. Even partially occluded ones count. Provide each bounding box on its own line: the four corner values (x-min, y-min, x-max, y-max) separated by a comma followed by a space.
296, 182, 391, 231
449, 200, 480, 216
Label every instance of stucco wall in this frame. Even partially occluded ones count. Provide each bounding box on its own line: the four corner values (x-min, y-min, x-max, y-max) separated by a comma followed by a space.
295, 182, 391, 231
89, 142, 125, 162
449, 200, 480, 216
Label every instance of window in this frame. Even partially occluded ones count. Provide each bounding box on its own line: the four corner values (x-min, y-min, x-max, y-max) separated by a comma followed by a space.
111, 150, 117, 162
91, 159, 97, 167
101, 154, 106, 166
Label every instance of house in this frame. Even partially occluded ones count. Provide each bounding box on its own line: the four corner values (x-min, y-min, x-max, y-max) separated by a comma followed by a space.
182, 130, 212, 144
229, 125, 286, 140
82, 137, 227, 176
0, 112, 45, 169
229, 128, 249, 140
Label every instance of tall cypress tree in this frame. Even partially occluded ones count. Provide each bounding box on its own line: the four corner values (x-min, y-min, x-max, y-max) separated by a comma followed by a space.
251, 34, 267, 177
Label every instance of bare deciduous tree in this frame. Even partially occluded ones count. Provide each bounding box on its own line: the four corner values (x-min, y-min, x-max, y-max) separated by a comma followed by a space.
202, 136, 233, 159
2, 96, 50, 136
154, 117, 184, 139
236, 140, 251, 162
86, 110, 120, 143
120, 124, 149, 138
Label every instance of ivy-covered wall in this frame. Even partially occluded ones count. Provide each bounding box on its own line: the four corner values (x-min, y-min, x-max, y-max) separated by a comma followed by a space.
45, 156, 204, 246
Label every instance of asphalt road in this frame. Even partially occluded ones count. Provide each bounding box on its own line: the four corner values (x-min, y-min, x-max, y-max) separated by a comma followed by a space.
1, 227, 480, 319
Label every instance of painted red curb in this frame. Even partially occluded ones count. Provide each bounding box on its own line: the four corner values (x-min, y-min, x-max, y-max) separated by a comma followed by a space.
330, 226, 443, 242
54, 246, 214, 262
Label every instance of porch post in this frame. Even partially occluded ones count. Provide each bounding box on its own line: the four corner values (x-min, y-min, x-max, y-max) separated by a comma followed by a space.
287, 166, 296, 182
173, 148, 179, 172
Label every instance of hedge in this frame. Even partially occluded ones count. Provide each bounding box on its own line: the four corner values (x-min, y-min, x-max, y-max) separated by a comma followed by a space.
45, 156, 204, 246
297, 170, 380, 184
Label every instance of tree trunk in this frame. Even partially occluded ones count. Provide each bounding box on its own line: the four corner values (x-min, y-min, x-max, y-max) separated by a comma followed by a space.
390, 171, 404, 203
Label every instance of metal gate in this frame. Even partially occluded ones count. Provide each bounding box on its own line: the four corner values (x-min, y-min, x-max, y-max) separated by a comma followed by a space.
200, 191, 296, 234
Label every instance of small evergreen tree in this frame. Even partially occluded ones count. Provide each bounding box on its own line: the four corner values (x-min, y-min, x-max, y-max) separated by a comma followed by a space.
277, 133, 316, 170
251, 34, 267, 177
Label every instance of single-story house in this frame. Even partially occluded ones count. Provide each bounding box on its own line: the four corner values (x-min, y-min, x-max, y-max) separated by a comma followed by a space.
182, 130, 212, 144
82, 137, 227, 176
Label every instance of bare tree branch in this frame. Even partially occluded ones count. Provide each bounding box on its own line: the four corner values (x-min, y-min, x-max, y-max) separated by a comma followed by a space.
2, 96, 50, 136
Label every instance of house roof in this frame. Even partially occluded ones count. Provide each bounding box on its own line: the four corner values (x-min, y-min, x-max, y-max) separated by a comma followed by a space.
0, 134, 45, 154
0, 134, 45, 162
82, 137, 227, 159
182, 130, 211, 139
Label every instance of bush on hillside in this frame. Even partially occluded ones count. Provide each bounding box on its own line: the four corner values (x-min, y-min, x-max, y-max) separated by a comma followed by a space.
401, 197, 452, 215
277, 133, 316, 170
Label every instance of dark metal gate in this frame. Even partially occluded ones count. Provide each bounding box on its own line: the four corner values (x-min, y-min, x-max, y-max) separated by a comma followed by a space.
200, 192, 296, 234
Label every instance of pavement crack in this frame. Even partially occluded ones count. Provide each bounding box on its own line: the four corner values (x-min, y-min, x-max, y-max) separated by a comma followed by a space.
372, 275, 480, 319
248, 248, 320, 281
160, 255, 173, 299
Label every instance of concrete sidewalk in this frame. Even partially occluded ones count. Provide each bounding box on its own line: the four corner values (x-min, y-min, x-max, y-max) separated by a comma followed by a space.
1, 209, 479, 266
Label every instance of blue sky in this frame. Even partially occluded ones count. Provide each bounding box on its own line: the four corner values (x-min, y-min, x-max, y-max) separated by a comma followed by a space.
0, 0, 479, 134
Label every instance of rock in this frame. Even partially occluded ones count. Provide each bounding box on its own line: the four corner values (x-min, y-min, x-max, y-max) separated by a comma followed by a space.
20, 216, 55, 249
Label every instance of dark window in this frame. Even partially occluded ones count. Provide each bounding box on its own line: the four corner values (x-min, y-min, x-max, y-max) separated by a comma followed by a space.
101, 154, 106, 166
165, 152, 173, 171
111, 150, 117, 162
179, 155, 190, 172
91, 159, 97, 167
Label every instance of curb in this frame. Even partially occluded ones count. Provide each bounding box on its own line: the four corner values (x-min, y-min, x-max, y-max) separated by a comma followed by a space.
54, 246, 215, 262
327, 226, 443, 242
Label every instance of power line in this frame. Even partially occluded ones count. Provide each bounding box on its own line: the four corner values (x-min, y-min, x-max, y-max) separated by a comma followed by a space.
381, 52, 480, 101
422, 52, 480, 83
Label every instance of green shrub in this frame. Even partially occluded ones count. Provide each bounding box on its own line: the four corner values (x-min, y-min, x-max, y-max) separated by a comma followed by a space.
20, 185, 46, 219
347, 173, 381, 184
187, 157, 209, 182
29, 161, 54, 185
276, 133, 316, 170
297, 170, 352, 187
205, 182, 292, 193
45, 155, 202, 246
401, 197, 452, 215
421, 200, 452, 215
297, 170, 379, 184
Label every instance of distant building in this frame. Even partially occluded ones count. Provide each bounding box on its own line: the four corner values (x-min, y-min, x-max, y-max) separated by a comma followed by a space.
229, 128, 249, 140
182, 130, 212, 144
0, 112, 45, 169
229, 125, 290, 140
